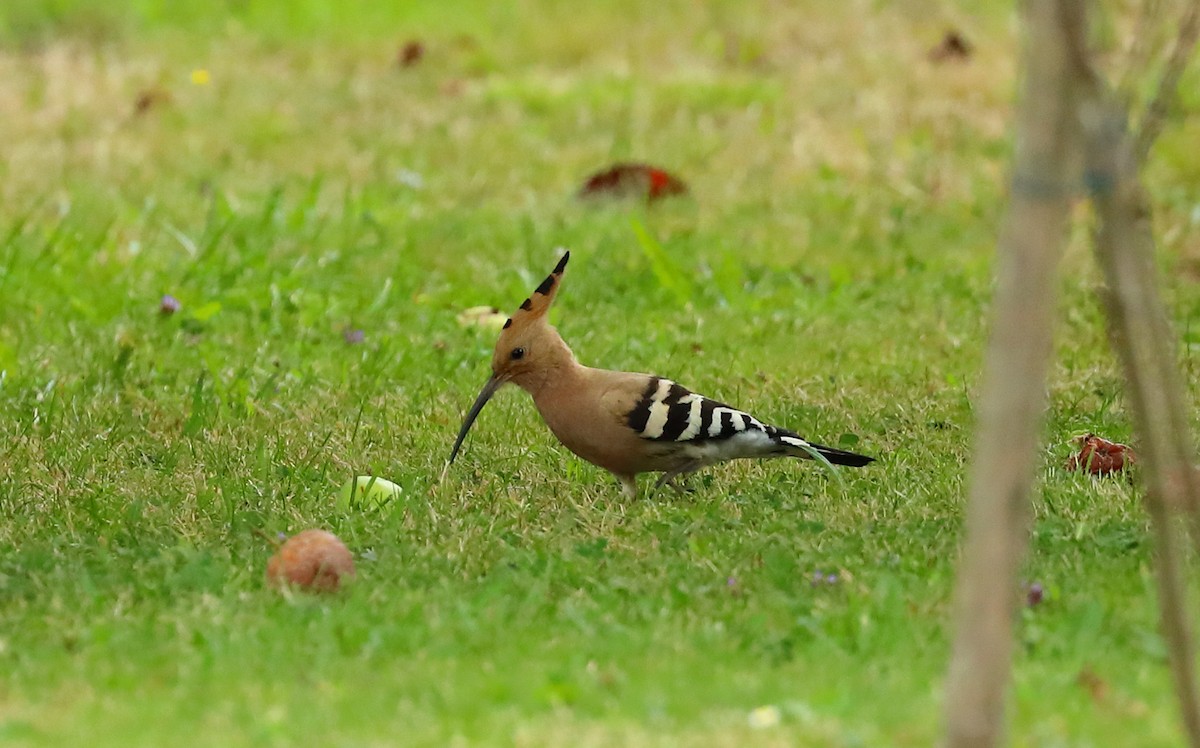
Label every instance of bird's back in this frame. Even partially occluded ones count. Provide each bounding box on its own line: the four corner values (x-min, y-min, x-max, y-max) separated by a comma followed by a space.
535, 366, 871, 477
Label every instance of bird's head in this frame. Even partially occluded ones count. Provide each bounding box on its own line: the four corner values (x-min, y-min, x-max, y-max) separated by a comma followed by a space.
448, 251, 572, 466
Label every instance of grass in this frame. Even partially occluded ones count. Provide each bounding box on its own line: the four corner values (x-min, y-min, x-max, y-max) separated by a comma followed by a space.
0, 0, 1198, 745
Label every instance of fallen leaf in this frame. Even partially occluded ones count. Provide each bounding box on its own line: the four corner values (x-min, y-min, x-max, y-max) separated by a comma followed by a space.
747, 705, 782, 729
1077, 665, 1109, 704
1065, 433, 1136, 475
929, 30, 973, 63
457, 305, 509, 331
134, 88, 172, 116
578, 163, 689, 202
398, 40, 425, 68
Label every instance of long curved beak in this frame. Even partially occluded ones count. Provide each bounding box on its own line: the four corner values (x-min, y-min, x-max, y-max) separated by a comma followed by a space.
447, 374, 505, 466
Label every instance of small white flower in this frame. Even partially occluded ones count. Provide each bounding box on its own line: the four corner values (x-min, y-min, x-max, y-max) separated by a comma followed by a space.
395, 169, 425, 189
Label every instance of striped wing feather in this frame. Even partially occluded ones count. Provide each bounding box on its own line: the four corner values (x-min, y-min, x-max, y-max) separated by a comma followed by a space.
622, 376, 874, 467
626, 377, 784, 444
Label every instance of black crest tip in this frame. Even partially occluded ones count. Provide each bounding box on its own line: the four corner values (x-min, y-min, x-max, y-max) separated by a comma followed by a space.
535, 252, 569, 295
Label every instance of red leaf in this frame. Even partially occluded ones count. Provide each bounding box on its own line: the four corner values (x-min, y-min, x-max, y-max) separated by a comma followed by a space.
1065, 433, 1136, 475
579, 163, 689, 201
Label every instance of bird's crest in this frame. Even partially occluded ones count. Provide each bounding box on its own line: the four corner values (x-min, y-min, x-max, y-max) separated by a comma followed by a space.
502, 251, 569, 331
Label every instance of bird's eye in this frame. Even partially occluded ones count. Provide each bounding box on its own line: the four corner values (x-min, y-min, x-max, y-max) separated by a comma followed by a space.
510, 347, 525, 360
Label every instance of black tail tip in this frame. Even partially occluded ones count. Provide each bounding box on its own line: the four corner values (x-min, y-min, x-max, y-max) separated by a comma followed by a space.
816, 445, 875, 468
836, 453, 876, 468
554, 251, 570, 274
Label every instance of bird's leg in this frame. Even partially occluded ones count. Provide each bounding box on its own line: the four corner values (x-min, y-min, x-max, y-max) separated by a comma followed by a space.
617, 474, 638, 500
657, 475, 696, 496
653, 461, 703, 496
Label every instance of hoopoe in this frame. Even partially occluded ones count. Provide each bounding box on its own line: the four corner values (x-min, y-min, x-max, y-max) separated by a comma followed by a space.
447, 252, 874, 498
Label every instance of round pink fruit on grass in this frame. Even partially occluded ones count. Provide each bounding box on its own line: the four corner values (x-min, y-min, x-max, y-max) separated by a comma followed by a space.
266, 529, 355, 592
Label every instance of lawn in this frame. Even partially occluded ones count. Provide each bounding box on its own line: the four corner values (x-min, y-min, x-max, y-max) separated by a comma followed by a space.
1, 1, 1198, 745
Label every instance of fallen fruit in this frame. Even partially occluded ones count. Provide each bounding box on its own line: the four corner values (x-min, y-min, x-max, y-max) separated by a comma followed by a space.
337, 475, 404, 510
266, 529, 355, 592
1065, 433, 1136, 475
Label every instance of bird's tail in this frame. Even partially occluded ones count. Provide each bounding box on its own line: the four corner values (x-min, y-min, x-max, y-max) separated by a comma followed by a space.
777, 434, 875, 467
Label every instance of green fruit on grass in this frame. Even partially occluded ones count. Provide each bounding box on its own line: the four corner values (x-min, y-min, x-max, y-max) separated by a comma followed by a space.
338, 475, 403, 510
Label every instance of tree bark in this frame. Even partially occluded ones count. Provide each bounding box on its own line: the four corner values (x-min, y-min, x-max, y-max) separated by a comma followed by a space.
943, 2, 1082, 745
1070, 18, 1200, 744
944, 1, 1200, 745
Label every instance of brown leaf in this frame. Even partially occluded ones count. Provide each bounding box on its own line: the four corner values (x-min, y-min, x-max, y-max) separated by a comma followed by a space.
398, 40, 425, 68
133, 88, 172, 116
1064, 433, 1136, 475
578, 163, 689, 202
928, 30, 973, 63
1076, 665, 1110, 704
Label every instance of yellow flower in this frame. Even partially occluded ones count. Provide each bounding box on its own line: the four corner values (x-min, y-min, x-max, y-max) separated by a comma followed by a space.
190, 68, 211, 86
747, 705, 781, 729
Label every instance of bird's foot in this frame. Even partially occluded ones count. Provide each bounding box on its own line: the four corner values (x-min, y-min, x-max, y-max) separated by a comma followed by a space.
665, 477, 695, 496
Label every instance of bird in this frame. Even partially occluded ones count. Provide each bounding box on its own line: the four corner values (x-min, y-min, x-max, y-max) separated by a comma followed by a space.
447, 251, 874, 498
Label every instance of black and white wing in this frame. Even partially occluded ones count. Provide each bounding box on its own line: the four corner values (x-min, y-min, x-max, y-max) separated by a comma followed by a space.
624, 377, 873, 467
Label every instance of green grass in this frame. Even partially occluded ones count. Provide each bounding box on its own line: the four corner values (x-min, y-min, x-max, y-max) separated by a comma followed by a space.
1, 1, 1198, 745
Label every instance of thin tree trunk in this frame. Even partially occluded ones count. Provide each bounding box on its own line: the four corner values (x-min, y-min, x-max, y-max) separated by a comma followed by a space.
944, 0, 1200, 744
1085, 103, 1200, 741
1069, 21, 1200, 744
943, 2, 1081, 745
1134, 0, 1200, 161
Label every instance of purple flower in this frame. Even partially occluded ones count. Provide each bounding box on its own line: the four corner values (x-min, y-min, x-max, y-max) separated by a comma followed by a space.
159, 294, 181, 315
1027, 582, 1044, 607
343, 327, 365, 345
810, 570, 841, 587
